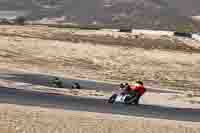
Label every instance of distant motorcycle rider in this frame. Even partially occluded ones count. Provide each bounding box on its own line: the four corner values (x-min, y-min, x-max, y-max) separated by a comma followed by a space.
50, 77, 63, 88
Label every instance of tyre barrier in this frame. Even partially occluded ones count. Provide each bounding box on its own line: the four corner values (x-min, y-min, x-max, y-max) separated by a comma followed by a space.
119, 28, 132, 33
174, 32, 192, 38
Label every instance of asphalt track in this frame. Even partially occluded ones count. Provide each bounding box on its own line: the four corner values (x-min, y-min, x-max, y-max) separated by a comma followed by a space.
0, 70, 200, 122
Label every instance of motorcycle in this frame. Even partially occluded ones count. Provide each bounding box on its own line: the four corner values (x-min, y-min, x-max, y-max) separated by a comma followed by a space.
108, 90, 139, 105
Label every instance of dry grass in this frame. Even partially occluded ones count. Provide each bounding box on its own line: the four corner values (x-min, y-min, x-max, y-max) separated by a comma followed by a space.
0, 25, 200, 93
0, 104, 199, 133
0, 34, 200, 93
0, 25, 199, 52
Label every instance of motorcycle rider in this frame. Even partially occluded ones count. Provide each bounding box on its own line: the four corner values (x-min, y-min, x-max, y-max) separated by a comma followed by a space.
108, 81, 146, 104
120, 82, 130, 95
50, 77, 63, 88
122, 80, 146, 104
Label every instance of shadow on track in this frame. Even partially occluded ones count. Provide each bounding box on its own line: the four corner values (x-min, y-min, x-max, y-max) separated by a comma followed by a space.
0, 86, 199, 122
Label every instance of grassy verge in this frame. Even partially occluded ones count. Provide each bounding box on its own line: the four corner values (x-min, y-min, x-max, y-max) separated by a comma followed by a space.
0, 104, 199, 133
0, 25, 199, 96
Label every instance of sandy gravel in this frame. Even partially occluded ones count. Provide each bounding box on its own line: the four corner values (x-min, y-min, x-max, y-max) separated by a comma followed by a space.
0, 103, 199, 133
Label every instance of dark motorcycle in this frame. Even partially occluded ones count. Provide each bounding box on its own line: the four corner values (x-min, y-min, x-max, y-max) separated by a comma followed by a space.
108, 90, 140, 105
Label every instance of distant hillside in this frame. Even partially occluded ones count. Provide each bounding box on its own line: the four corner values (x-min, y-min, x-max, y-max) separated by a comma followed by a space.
162, 0, 200, 16
0, 0, 200, 30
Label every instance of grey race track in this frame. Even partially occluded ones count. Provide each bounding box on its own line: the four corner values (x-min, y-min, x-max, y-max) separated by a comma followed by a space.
0, 70, 199, 122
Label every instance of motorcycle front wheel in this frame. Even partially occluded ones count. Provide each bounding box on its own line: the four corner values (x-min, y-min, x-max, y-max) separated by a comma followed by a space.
108, 94, 117, 104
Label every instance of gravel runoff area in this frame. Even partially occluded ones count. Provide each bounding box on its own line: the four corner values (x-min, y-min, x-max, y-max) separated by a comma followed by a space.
0, 104, 199, 133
